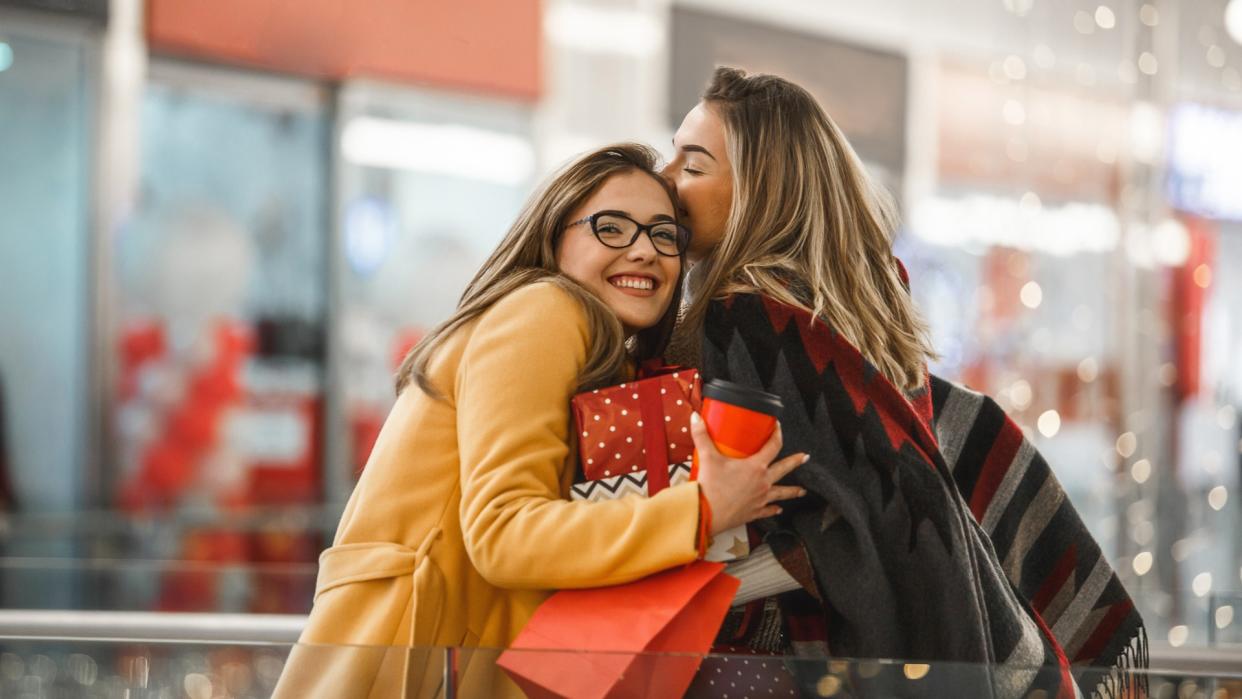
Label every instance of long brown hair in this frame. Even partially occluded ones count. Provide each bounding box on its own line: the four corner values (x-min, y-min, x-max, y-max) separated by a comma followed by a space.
688, 67, 935, 392
396, 143, 685, 397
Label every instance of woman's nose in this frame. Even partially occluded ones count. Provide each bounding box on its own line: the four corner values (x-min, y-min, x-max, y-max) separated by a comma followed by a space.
627, 233, 659, 261
659, 163, 678, 191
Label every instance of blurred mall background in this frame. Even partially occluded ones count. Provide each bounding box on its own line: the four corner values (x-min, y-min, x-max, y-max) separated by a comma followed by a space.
0, 0, 1240, 694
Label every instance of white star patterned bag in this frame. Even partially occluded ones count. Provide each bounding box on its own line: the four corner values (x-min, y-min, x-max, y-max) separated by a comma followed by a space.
570, 461, 750, 562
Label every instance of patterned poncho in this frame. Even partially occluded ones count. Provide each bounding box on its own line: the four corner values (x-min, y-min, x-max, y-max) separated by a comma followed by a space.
698, 293, 1147, 699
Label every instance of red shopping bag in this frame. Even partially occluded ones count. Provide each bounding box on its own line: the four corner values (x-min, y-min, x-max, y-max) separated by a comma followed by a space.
497, 561, 739, 699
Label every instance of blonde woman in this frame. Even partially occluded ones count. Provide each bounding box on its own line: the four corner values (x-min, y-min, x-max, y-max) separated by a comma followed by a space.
274, 143, 806, 698
664, 68, 1145, 699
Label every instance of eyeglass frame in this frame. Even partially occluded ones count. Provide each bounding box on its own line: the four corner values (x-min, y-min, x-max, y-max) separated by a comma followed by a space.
564, 211, 691, 257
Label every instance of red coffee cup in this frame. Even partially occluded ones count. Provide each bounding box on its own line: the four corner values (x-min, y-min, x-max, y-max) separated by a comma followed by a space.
692, 379, 784, 477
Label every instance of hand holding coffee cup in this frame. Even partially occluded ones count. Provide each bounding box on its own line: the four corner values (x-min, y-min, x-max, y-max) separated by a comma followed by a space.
689, 379, 808, 535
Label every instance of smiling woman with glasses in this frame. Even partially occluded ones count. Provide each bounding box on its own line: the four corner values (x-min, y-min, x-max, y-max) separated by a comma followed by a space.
276, 142, 804, 699
565, 210, 692, 257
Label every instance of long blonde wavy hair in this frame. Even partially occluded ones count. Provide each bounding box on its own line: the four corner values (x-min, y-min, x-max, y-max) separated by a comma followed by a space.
686, 67, 935, 392
396, 143, 685, 397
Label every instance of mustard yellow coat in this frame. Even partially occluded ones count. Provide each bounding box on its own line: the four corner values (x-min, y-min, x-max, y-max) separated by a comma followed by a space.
274, 282, 703, 698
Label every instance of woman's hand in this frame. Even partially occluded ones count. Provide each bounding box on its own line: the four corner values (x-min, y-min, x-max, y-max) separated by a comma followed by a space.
689, 412, 808, 535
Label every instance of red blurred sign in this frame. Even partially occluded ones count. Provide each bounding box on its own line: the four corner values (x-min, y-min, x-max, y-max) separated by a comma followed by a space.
147, 0, 542, 100
1172, 216, 1216, 402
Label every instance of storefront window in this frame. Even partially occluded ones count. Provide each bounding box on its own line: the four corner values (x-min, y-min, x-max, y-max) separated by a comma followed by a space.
113, 66, 329, 511
106, 64, 329, 610
329, 83, 535, 500
0, 28, 92, 514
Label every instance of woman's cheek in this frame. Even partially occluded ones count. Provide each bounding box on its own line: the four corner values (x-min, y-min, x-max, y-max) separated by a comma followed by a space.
663, 261, 680, 304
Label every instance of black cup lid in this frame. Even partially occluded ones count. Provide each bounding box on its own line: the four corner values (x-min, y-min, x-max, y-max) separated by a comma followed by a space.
702, 379, 784, 418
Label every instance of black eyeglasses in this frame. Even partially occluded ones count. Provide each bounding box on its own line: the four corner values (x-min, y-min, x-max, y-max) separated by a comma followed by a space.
566, 211, 691, 257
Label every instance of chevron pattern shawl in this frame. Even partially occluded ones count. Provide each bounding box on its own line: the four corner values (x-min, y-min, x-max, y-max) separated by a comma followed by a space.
699, 293, 1146, 699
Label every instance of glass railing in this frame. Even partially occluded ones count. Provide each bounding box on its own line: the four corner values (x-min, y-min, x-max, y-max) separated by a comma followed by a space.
1, 506, 1237, 644
0, 637, 298, 698
0, 541, 1238, 696
0, 505, 344, 556
1139, 588, 1242, 652
1209, 592, 1242, 647
2, 555, 1240, 655
0, 636, 1239, 698
0, 557, 318, 614
0, 509, 332, 615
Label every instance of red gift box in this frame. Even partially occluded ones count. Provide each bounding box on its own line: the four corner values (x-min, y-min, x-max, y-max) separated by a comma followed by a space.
572, 368, 701, 486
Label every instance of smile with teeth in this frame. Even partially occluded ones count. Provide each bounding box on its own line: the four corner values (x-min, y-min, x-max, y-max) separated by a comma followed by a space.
609, 275, 656, 291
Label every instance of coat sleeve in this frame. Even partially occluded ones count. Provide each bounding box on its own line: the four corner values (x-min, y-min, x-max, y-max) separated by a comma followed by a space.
455, 282, 701, 590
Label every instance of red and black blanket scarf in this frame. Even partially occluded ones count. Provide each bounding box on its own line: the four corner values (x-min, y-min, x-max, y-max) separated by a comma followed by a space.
699, 293, 1147, 699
